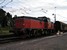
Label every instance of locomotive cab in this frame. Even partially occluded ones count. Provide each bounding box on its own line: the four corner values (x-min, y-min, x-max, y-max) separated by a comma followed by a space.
38, 16, 48, 29
38, 16, 48, 22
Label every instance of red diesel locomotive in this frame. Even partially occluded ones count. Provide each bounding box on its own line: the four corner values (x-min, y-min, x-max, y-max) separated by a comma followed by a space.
11, 16, 55, 37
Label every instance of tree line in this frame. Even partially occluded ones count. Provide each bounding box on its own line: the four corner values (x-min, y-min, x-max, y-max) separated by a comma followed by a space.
0, 9, 12, 27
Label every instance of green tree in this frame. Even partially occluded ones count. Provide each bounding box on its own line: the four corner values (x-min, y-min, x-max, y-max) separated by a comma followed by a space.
0, 9, 13, 27
6, 12, 13, 27
0, 9, 6, 27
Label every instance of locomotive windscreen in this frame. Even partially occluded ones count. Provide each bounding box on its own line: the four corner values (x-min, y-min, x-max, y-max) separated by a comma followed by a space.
38, 17, 48, 22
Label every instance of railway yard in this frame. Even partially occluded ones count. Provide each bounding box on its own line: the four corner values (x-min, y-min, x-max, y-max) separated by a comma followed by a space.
0, 32, 67, 50
0, 0, 67, 50
0, 16, 67, 50
0, 13, 67, 50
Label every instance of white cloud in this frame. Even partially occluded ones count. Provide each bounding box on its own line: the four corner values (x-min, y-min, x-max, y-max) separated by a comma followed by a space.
2, 0, 67, 23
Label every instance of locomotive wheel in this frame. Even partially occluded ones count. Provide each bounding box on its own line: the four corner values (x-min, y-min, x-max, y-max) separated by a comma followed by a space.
51, 30, 54, 34
30, 29, 34, 37
42, 31, 44, 35
28, 29, 36, 37
37, 29, 42, 36
14, 30, 21, 36
48, 30, 51, 35
29, 30, 34, 37
33, 29, 39, 37
44, 30, 48, 36
33, 29, 38, 37
19, 29, 31, 38
36, 30, 40, 36
40, 29, 45, 36
25, 29, 32, 38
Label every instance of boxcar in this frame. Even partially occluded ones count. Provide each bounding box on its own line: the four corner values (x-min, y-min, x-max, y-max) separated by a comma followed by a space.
54, 21, 67, 32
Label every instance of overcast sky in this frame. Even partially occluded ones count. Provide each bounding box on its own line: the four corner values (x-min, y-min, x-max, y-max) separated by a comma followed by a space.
0, 0, 67, 23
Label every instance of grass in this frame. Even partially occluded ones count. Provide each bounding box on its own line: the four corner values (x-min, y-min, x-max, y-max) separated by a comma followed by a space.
0, 27, 13, 35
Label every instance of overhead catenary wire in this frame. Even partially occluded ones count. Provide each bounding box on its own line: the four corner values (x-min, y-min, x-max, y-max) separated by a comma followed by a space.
56, 14, 67, 22
0, 0, 66, 22
0, 0, 13, 8
0, 0, 5, 5
57, 14, 67, 19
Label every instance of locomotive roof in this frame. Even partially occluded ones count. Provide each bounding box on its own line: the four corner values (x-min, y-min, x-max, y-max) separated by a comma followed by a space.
13, 16, 48, 21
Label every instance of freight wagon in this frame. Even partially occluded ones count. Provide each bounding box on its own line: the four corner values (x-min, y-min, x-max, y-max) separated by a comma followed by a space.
54, 21, 67, 33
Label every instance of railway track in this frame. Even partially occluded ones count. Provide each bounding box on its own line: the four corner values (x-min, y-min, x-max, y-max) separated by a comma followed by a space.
0, 35, 21, 44
0, 33, 56, 44
0, 36, 45, 44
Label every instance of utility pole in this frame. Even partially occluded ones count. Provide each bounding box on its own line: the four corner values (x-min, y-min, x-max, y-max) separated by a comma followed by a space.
53, 13, 56, 22
54, 7, 56, 22
52, 7, 56, 23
